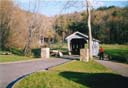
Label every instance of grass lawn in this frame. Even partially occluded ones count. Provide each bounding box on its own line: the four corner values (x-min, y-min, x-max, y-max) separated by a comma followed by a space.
14, 61, 128, 88
102, 44, 128, 63
50, 42, 68, 55
0, 55, 34, 62
51, 43, 128, 63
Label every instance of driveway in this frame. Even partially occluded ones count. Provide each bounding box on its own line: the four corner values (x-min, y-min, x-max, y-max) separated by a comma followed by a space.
96, 60, 128, 77
0, 58, 70, 88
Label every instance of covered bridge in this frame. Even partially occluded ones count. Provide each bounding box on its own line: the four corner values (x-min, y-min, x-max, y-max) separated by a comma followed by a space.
65, 31, 100, 56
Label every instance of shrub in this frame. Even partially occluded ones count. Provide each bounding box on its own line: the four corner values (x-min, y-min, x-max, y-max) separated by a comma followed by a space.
32, 48, 41, 58
9, 48, 24, 56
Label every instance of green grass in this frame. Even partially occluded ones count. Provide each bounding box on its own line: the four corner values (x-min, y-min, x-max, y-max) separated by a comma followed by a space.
50, 42, 68, 55
50, 61, 112, 73
14, 61, 128, 88
51, 42, 67, 49
0, 55, 34, 62
51, 43, 128, 63
102, 44, 128, 63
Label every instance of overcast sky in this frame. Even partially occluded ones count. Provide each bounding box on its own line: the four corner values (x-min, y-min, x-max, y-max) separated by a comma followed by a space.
14, 0, 128, 17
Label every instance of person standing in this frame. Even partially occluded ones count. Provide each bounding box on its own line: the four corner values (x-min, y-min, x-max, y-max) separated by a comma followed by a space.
99, 46, 104, 60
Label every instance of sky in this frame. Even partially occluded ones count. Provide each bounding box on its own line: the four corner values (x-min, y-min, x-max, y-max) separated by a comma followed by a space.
14, 0, 128, 17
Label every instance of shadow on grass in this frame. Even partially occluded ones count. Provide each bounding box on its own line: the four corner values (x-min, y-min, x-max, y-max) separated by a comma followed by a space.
60, 71, 128, 88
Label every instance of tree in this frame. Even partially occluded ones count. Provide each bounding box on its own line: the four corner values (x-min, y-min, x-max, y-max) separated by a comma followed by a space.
23, 13, 42, 55
22, 0, 44, 56
7, 8, 29, 49
85, 0, 93, 59
41, 17, 55, 47
0, 0, 14, 50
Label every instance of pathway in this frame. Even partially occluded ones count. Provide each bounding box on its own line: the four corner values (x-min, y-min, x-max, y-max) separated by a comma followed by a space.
0, 58, 70, 88
96, 60, 128, 77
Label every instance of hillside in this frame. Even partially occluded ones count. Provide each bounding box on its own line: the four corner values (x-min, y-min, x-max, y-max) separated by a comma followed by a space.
54, 6, 128, 44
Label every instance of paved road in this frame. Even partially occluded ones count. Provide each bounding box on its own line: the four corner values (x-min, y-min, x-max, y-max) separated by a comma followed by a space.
96, 60, 128, 77
0, 58, 70, 88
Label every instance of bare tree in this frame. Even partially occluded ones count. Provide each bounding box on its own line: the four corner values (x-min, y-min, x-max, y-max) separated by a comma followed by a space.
40, 16, 55, 47
23, 0, 43, 56
86, 0, 93, 59
23, 0, 54, 55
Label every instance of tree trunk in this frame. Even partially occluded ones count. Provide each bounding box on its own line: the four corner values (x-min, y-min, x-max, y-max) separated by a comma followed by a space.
62, 31, 66, 44
86, 0, 93, 59
23, 29, 32, 56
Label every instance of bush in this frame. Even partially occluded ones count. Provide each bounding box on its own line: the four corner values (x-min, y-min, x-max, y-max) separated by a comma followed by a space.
9, 48, 24, 56
32, 48, 41, 58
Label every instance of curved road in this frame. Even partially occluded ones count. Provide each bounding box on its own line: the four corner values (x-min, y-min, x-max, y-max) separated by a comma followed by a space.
0, 58, 70, 88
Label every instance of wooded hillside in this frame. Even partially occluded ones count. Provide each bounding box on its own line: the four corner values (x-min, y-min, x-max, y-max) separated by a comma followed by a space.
54, 6, 128, 44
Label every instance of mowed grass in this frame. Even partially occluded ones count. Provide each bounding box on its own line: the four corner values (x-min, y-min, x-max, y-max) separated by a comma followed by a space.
14, 61, 128, 88
102, 44, 128, 63
50, 61, 112, 73
50, 42, 68, 55
0, 55, 34, 62
51, 43, 128, 63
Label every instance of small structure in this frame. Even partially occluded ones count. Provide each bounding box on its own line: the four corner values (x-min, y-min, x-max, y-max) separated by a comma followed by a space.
41, 48, 50, 58
40, 35, 50, 58
65, 31, 100, 56
80, 48, 89, 62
